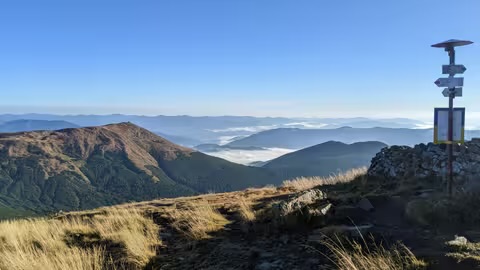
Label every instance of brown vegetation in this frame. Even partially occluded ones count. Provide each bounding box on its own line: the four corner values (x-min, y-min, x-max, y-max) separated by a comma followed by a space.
282, 167, 367, 191
0, 207, 159, 270
169, 202, 230, 240
322, 236, 426, 270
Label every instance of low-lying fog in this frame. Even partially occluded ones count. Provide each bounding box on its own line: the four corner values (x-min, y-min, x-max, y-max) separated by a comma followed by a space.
203, 148, 295, 165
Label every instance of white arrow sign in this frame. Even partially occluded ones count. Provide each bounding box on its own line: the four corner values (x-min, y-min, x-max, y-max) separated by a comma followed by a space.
442, 88, 462, 97
434, 77, 464, 88
442, 65, 467, 75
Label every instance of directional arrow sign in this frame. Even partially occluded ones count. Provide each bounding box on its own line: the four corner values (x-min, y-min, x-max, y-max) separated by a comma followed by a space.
442, 65, 467, 75
442, 88, 462, 97
434, 77, 464, 88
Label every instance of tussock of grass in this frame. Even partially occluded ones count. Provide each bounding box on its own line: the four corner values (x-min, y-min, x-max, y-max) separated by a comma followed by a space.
170, 202, 229, 240
236, 197, 256, 223
282, 167, 367, 191
244, 185, 277, 196
322, 236, 426, 270
0, 207, 159, 270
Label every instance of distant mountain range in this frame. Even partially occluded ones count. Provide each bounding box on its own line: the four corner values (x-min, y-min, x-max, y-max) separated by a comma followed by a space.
0, 114, 430, 145
263, 141, 387, 178
0, 120, 79, 133
0, 123, 280, 214
227, 127, 480, 149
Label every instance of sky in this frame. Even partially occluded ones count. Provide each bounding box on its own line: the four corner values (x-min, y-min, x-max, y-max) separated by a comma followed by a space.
0, 0, 479, 121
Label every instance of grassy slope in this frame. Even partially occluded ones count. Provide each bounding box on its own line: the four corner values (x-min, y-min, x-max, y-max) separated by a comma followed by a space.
0, 170, 438, 270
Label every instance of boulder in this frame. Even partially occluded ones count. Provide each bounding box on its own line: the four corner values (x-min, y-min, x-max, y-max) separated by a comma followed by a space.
270, 189, 330, 227
357, 198, 374, 212
271, 189, 327, 218
447, 235, 468, 246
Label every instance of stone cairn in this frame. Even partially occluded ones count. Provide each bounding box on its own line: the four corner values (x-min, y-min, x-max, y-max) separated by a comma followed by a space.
367, 139, 480, 181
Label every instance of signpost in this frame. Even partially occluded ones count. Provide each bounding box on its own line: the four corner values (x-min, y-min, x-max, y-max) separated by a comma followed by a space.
431, 39, 473, 196
442, 88, 462, 97
442, 65, 467, 75
434, 77, 464, 88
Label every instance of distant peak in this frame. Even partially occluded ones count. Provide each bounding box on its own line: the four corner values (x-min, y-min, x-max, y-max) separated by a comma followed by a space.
102, 122, 144, 130
321, 140, 346, 145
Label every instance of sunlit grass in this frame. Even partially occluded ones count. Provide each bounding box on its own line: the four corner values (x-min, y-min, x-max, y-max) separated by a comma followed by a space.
0, 207, 159, 270
169, 202, 229, 240
282, 167, 367, 191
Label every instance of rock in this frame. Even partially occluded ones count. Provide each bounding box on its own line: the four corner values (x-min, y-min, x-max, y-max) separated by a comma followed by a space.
270, 189, 329, 227
272, 189, 326, 217
447, 235, 468, 246
367, 140, 480, 185
357, 198, 374, 212
307, 203, 332, 216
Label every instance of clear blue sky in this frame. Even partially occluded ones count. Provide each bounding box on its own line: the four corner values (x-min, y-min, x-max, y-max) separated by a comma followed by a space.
0, 0, 479, 120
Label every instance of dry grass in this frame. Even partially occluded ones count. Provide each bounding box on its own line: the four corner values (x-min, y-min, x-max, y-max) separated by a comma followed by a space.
0, 207, 159, 270
445, 236, 480, 263
236, 197, 256, 223
282, 167, 367, 191
169, 202, 229, 240
322, 236, 426, 270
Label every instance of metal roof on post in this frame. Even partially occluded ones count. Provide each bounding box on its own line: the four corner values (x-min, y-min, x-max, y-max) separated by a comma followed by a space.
431, 39, 474, 48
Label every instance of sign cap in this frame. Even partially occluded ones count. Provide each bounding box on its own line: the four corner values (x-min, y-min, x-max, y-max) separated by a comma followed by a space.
431, 39, 473, 48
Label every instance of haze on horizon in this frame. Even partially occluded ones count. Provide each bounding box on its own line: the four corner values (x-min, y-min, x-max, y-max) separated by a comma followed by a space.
1, 0, 479, 120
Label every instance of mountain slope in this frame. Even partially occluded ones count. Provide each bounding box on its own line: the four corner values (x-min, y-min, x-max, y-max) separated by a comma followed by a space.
0, 119, 79, 133
263, 141, 387, 178
0, 123, 279, 214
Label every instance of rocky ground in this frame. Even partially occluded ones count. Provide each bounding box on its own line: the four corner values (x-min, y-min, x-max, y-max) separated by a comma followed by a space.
75, 171, 480, 270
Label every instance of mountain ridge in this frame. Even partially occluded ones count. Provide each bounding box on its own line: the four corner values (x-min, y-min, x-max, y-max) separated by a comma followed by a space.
226, 127, 463, 148
0, 122, 280, 215
0, 119, 79, 133
263, 141, 387, 178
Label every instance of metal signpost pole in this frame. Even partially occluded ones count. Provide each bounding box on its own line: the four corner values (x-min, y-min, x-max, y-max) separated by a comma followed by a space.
447, 47, 455, 196
432, 39, 473, 196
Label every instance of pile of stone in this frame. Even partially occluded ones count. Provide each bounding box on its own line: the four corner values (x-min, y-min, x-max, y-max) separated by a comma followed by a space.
367, 139, 480, 181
